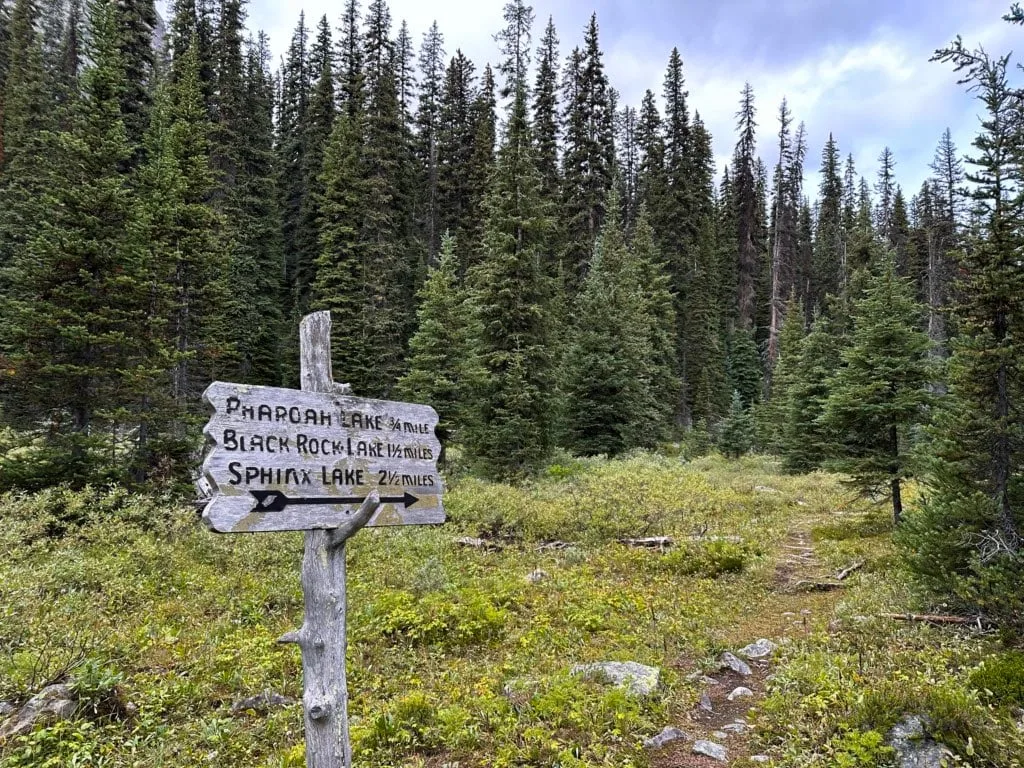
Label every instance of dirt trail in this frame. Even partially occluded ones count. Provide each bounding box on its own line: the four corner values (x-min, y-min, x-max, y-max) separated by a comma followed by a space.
650, 523, 844, 767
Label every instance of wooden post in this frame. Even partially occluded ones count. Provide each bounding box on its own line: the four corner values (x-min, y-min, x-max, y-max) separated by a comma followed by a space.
283, 311, 380, 768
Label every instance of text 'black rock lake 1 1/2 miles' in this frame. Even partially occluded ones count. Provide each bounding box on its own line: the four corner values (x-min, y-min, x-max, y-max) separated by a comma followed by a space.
200, 382, 445, 532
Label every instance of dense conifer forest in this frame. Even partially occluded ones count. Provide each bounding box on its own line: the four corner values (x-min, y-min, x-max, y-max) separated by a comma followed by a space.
0, 0, 1021, 629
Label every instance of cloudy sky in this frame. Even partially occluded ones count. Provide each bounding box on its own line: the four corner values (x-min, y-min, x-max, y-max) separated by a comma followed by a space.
241, 0, 1017, 199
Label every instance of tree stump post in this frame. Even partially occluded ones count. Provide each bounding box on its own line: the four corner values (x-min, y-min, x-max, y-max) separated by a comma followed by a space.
282, 310, 380, 768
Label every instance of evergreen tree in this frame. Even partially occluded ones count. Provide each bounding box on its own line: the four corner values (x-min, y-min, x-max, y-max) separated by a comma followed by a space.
292, 15, 334, 320
781, 311, 841, 472
812, 133, 844, 316
397, 233, 481, 446
720, 390, 753, 458
435, 50, 476, 263
131, 41, 231, 474
462, 63, 496, 267
464, 19, 551, 478
532, 15, 559, 204
114, 0, 157, 156
758, 294, 804, 453
1, 0, 142, 480
414, 20, 444, 260
732, 82, 759, 330
727, 327, 761, 410
560, 13, 613, 285
927, 127, 963, 355
633, 206, 682, 430
823, 258, 933, 522
904, 39, 1024, 629
336, 0, 363, 112
875, 146, 896, 241
562, 193, 655, 456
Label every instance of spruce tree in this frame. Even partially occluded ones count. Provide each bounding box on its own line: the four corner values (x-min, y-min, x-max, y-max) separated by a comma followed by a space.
532, 16, 560, 204
414, 20, 444, 260
758, 294, 804, 453
560, 13, 613, 286
435, 50, 476, 263
1, 0, 141, 480
114, 0, 157, 157
903, 39, 1024, 629
720, 390, 753, 458
562, 191, 656, 456
812, 133, 844, 316
397, 233, 481, 447
464, 11, 552, 478
781, 311, 841, 472
732, 82, 759, 330
822, 258, 933, 522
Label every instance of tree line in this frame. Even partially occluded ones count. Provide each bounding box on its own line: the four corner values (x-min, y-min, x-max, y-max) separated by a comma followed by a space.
0, 1, 1020, 627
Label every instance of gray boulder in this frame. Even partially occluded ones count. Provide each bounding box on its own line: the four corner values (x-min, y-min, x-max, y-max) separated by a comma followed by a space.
643, 726, 689, 749
738, 638, 777, 659
727, 686, 754, 701
230, 691, 296, 715
0, 684, 78, 742
692, 739, 728, 762
571, 661, 660, 697
719, 651, 752, 676
887, 715, 954, 768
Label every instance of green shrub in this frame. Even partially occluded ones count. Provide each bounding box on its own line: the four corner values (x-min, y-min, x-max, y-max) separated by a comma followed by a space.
970, 651, 1024, 709
659, 539, 755, 578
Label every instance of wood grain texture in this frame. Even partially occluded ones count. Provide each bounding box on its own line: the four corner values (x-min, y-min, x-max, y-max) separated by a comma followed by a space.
200, 380, 445, 532
298, 311, 363, 768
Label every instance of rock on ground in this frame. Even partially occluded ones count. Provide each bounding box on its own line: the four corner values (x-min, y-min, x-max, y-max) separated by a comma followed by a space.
525, 569, 548, 584
719, 651, 752, 676
643, 726, 689, 749
692, 739, 728, 762
738, 638, 777, 659
727, 686, 754, 701
888, 715, 954, 768
230, 691, 296, 715
571, 661, 661, 697
0, 684, 78, 742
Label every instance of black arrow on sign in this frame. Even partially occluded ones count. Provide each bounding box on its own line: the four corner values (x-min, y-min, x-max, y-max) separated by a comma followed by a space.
249, 489, 419, 513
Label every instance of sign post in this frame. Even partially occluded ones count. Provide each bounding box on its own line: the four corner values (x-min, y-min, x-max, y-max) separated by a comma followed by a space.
199, 311, 444, 767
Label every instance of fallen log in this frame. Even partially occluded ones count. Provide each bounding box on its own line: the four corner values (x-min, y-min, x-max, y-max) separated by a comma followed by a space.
835, 561, 866, 580
792, 580, 846, 592
618, 536, 673, 549
878, 613, 980, 626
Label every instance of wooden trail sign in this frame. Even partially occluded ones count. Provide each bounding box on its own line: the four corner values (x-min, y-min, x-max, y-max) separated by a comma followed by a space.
198, 311, 445, 768
202, 383, 444, 532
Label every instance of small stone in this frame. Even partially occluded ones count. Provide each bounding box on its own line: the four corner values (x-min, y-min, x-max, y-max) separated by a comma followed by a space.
0, 702, 14, 718
754, 485, 780, 493
782, 611, 796, 617
230, 691, 296, 715
719, 652, 752, 676
571, 661, 661, 697
700, 675, 719, 685
727, 686, 754, 701
887, 715, 954, 768
0, 684, 78, 742
722, 722, 748, 734
751, 756, 770, 763
738, 639, 777, 659
712, 730, 728, 740
692, 739, 728, 762
643, 726, 689, 749
525, 568, 548, 584
699, 691, 714, 711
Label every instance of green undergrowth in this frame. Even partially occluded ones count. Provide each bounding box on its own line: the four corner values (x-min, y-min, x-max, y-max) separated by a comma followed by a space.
0, 453, 1017, 767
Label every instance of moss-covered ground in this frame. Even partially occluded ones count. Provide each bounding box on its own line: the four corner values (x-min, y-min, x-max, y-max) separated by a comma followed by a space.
1, 454, 1021, 766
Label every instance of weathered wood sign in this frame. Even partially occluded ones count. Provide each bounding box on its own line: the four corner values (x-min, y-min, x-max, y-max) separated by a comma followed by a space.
198, 311, 445, 768
201, 384, 444, 533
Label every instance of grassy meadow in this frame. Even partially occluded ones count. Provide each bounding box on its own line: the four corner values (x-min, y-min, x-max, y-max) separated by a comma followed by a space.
1, 453, 1022, 767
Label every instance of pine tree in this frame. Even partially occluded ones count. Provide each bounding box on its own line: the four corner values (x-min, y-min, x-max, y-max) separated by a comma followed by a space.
875, 146, 896, 240
562, 191, 657, 456
812, 133, 844, 316
532, 16, 559, 204
927, 127, 963, 355
781, 311, 841, 472
464, 17, 552, 478
462, 63, 495, 268
397, 233, 481, 446
131, 40, 231, 475
0, 0, 53, 277
394, 19, 415, 121
720, 390, 753, 458
0, 0, 142, 480
560, 13, 613, 285
278, 13, 311, 299
633, 206, 682, 429
727, 327, 761, 410
823, 257, 933, 522
435, 50, 476, 263
903, 40, 1024, 629
114, 0, 157, 156
414, 20, 444, 260
310, 107, 367, 389
336, 0, 362, 112
292, 15, 334, 320
758, 294, 804, 453
732, 82, 759, 330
